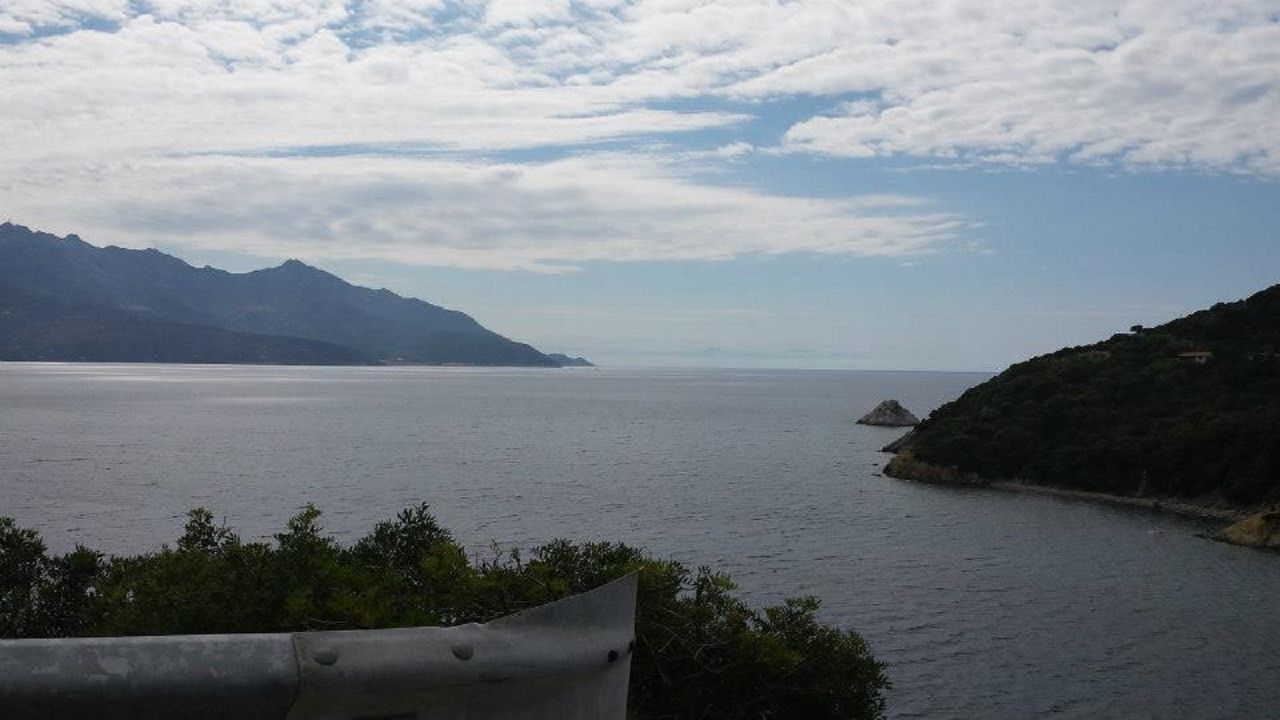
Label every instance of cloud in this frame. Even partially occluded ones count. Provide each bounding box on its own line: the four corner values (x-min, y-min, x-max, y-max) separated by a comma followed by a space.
6, 152, 971, 272
1, 1, 1274, 271
713, 142, 754, 160
0, 11, 750, 165
2, 1, 1274, 171
0, 1, 129, 35
774, 16, 1280, 175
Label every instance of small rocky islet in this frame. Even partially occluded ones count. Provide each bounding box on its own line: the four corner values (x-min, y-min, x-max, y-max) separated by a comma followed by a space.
855, 399, 920, 427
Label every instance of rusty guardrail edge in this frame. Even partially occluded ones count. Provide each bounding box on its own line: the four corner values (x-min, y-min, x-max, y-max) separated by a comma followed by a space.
0, 572, 638, 720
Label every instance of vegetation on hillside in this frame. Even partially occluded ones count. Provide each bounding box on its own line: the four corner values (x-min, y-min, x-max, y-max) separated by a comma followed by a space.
0, 505, 888, 719
895, 284, 1280, 505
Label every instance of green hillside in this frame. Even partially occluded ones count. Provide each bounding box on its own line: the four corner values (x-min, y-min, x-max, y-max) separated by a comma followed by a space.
892, 284, 1280, 506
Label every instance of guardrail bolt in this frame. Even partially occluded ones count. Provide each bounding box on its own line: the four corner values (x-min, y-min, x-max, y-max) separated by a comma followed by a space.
451, 643, 474, 661
313, 648, 339, 666
607, 650, 619, 663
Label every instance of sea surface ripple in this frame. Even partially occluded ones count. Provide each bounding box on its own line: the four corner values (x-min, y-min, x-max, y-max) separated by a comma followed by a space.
2, 363, 1277, 719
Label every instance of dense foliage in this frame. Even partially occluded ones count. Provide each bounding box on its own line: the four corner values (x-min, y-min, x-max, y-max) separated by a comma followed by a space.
0, 506, 888, 719
902, 284, 1280, 505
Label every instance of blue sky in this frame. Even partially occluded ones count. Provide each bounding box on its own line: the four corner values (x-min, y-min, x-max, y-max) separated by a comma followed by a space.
1, 1, 1277, 370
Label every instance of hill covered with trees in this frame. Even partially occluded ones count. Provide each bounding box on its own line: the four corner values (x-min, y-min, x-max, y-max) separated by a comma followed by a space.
887, 284, 1280, 507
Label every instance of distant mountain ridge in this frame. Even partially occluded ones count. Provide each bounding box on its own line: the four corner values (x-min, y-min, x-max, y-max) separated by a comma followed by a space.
547, 353, 594, 367
0, 222, 560, 367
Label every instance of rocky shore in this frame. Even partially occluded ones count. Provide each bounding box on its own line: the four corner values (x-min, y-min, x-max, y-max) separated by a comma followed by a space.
881, 451, 1278, 548
1218, 508, 1280, 549
883, 453, 984, 485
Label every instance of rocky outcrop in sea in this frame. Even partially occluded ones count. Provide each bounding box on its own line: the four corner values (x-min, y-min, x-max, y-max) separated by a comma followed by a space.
856, 399, 920, 427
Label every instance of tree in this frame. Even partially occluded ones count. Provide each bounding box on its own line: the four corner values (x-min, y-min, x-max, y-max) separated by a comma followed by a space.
0, 506, 889, 719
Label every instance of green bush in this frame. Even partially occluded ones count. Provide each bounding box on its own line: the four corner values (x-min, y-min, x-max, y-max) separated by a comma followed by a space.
0, 506, 888, 720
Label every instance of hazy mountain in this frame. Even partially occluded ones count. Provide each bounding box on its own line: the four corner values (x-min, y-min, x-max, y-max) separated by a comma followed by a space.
547, 353, 595, 367
0, 222, 556, 366
0, 284, 376, 365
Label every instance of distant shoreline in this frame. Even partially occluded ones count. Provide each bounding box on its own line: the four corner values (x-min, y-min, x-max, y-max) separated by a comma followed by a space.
0, 359, 569, 369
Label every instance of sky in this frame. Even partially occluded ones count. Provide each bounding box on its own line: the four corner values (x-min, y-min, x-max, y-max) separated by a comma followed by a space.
1, 1, 1277, 370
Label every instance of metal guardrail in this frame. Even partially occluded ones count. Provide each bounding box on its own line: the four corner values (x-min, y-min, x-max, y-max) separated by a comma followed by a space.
0, 573, 637, 719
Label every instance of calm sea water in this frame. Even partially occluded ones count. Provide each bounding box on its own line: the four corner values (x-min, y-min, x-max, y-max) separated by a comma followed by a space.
2, 363, 1277, 719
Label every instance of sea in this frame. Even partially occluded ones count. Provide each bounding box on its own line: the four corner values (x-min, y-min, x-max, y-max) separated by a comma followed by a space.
2, 363, 1277, 719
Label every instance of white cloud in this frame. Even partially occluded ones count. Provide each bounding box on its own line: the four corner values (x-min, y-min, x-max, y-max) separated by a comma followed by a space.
775, 16, 1280, 175
484, 0, 574, 29
5, 152, 971, 272
713, 142, 754, 159
0, 0, 1274, 271
3, 1, 1273, 171
0, 0, 129, 33
0, 11, 748, 164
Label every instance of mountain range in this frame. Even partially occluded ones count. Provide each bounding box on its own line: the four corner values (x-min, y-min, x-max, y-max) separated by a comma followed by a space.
0, 222, 579, 367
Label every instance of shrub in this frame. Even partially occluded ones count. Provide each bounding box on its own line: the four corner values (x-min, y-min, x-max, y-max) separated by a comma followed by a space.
0, 505, 888, 720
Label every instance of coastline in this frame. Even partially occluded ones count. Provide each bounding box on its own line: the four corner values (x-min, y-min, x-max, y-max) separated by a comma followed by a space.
883, 452, 1251, 522
986, 480, 1245, 521
882, 451, 1280, 549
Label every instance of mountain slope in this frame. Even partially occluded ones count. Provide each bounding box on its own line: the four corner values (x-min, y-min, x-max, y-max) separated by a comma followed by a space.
0, 222, 556, 366
547, 353, 594, 367
0, 284, 376, 365
887, 284, 1280, 506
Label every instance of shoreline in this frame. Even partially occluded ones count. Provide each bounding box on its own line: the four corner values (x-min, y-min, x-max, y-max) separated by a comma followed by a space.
883, 451, 1280, 549
883, 452, 1251, 523
985, 480, 1246, 522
